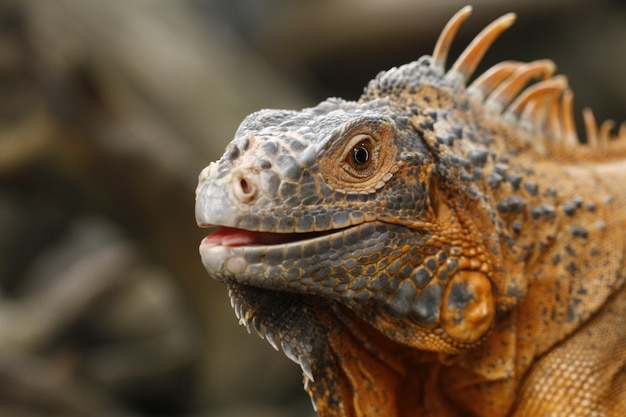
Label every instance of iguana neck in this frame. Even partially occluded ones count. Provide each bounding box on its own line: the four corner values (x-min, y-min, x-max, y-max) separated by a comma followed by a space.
486, 154, 626, 373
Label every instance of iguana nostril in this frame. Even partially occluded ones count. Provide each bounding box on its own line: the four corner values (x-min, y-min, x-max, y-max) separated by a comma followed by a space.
240, 178, 252, 194
233, 173, 258, 203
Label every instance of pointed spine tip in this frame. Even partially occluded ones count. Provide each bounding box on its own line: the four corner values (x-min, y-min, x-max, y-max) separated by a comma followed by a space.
562, 89, 580, 146
599, 119, 616, 145
501, 12, 517, 27
583, 107, 599, 147
432, 5, 474, 70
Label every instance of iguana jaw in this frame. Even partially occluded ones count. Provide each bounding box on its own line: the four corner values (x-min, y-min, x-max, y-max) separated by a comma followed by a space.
199, 222, 392, 393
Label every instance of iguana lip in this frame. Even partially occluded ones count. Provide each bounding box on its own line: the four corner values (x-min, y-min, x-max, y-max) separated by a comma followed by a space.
202, 226, 338, 247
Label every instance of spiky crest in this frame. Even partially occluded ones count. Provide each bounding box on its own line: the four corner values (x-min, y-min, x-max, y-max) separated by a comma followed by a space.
366, 6, 625, 150
436, 7, 626, 148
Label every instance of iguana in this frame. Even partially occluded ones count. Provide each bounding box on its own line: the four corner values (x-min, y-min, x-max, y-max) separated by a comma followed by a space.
195, 6, 626, 416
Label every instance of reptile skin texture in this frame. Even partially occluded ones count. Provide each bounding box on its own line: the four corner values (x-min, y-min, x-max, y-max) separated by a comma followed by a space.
195, 6, 626, 417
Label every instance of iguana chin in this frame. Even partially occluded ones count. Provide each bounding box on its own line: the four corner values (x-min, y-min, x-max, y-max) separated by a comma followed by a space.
195, 6, 626, 417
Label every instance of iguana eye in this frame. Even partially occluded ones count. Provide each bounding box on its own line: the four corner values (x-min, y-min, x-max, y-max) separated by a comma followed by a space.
352, 143, 370, 165
344, 134, 377, 177
318, 121, 396, 190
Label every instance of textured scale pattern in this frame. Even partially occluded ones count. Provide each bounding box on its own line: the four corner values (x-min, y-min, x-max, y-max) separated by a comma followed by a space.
195, 6, 626, 417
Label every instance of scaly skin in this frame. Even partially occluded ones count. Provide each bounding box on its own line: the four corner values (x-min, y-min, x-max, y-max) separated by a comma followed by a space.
195, 7, 626, 417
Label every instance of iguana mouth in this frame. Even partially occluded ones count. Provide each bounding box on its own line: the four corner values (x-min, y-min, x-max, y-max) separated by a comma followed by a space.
198, 221, 389, 288
201, 226, 340, 247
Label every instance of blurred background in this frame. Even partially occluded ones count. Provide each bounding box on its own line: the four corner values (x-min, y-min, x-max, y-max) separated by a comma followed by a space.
0, 0, 624, 416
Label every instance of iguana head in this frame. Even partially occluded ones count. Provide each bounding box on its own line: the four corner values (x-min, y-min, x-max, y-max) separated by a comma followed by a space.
195, 6, 587, 415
